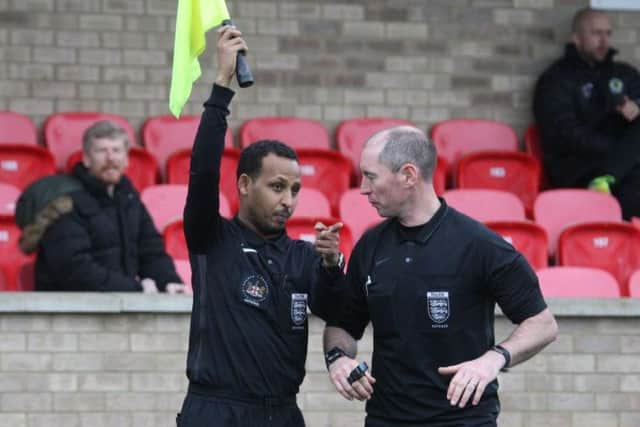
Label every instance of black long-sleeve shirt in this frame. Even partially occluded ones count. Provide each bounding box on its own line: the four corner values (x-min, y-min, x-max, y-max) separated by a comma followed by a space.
183, 84, 344, 398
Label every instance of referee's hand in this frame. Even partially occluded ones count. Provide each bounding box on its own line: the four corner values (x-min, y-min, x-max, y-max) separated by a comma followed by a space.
328, 355, 376, 401
314, 222, 343, 268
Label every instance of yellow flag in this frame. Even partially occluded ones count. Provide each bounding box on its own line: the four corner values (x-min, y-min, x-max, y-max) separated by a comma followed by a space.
169, 0, 230, 118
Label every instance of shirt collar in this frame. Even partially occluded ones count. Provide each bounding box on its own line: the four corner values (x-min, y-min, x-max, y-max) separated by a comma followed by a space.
233, 215, 289, 252
394, 197, 448, 244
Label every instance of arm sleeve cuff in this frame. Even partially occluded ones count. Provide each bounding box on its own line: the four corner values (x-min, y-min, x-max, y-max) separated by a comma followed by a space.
205, 84, 235, 111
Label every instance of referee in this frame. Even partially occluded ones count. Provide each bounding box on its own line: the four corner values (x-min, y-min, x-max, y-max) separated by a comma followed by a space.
177, 27, 346, 427
323, 127, 558, 427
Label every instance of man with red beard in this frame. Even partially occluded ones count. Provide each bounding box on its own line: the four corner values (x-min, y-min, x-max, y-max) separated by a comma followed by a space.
34, 120, 185, 293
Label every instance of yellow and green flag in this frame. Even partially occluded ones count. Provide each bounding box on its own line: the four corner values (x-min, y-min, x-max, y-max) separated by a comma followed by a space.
169, 0, 230, 118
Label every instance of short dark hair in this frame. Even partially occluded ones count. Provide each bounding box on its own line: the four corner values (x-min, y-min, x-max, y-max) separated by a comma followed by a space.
237, 140, 298, 179
378, 128, 437, 182
82, 120, 129, 153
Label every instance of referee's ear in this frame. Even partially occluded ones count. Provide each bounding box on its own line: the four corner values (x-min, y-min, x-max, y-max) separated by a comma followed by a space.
399, 163, 419, 187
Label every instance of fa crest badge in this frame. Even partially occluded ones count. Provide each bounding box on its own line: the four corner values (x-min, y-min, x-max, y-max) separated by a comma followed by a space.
241, 275, 270, 307
427, 291, 450, 324
291, 293, 308, 328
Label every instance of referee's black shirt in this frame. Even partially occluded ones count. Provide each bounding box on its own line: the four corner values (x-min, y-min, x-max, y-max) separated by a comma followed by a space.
183, 84, 345, 399
330, 200, 547, 425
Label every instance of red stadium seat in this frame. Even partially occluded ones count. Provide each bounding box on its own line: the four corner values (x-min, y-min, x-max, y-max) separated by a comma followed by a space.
0, 111, 38, 145
166, 147, 240, 214
286, 217, 354, 262
143, 115, 233, 174
292, 188, 332, 219
629, 270, 640, 297
0, 183, 20, 219
296, 149, 352, 217
335, 118, 416, 182
66, 146, 158, 192
0, 144, 56, 189
632, 217, 640, 230
0, 218, 34, 291
142, 185, 230, 232
430, 119, 519, 175
164, 220, 188, 260
558, 222, 640, 296
433, 156, 448, 196
240, 117, 330, 149
443, 189, 526, 222
533, 189, 622, 256
536, 266, 621, 298
17, 260, 34, 291
485, 220, 548, 270
0, 268, 7, 291
524, 124, 549, 189
339, 189, 382, 242
44, 112, 137, 171
173, 259, 193, 293
456, 151, 540, 216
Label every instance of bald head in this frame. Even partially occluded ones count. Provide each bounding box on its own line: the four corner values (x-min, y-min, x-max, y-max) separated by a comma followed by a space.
363, 126, 437, 182
572, 8, 607, 33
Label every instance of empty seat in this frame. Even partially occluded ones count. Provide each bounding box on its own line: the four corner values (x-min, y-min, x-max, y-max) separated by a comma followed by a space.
292, 188, 332, 219
629, 270, 640, 297
339, 189, 382, 242
142, 185, 231, 232
163, 220, 188, 260
296, 149, 352, 217
558, 222, 640, 296
456, 150, 540, 215
430, 119, 519, 174
44, 112, 137, 171
0, 218, 34, 291
433, 156, 448, 196
536, 266, 621, 298
0, 111, 38, 145
0, 182, 20, 219
173, 259, 193, 293
142, 115, 233, 174
239, 117, 330, 149
286, 217, 354, 262
443, 189, 526, 222
0, 144, 56, 189
166, 147, 240, 214
335, 118, 416, 181
533, 189, 622, 256
485, 220, 549, 270
66, 146, 158, 192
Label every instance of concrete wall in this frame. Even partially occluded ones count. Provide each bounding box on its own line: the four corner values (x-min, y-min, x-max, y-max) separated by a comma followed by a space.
0, 294, 639, 427
2, 0, 640, 145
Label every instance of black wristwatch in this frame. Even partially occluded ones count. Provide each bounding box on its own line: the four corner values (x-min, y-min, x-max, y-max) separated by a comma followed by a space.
490, 344, 511, 372
324, 346, 346, 369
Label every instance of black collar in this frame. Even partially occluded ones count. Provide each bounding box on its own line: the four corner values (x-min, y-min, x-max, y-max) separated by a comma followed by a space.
72, 163, 134, 200
233, 215, 289, 252
564, 43, 617, 68
394, 197, 448, 244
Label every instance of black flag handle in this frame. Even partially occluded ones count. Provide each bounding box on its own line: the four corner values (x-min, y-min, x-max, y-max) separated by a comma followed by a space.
222, 19, 254, 88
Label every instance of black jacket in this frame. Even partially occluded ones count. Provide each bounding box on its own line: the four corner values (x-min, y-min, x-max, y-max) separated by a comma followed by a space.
35, 164, 181, 291
533, 43, 640, 187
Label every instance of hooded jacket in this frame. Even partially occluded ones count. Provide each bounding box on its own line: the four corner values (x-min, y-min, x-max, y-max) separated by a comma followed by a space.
533, 43, 640, 187
34, 164, 180, 291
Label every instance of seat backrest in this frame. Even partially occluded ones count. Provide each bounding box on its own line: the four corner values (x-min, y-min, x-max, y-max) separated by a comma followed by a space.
0, 112, 37, 145
430, 119, 519, 170
0, 218, 34, 290
339, 188, 382, 242
456, 150, 540, 215
292, 187, 331, 219
173, 259, 193, 293
335, 118, 416, 178
0, 182, 20, 219
44, 112, 137, 170
140, 185, 188, 232
286, 217, 354, 262
163, 220, 188, 260
296, 149, 352, 217
433, 156, 448, 196
534, 189, 622, 255
143, 115, 233, 173
240, 117, 330, 149
524, 123, 549, 190
558, 222, 640, 296
166, 147, 240, 214
536, 266, 621, 298
443, 189, 526, 222
485, 220, 549, 270
629, 270, 640, 297
66, 146, 158, 192
0, 144, 56, 190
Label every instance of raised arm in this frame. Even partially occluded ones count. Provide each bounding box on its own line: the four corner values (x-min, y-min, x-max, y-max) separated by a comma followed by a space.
183, 27, 247, 253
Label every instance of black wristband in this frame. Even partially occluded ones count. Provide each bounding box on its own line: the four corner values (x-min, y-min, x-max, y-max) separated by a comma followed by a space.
490, 344, 511, 372
324, 346, 346, 369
